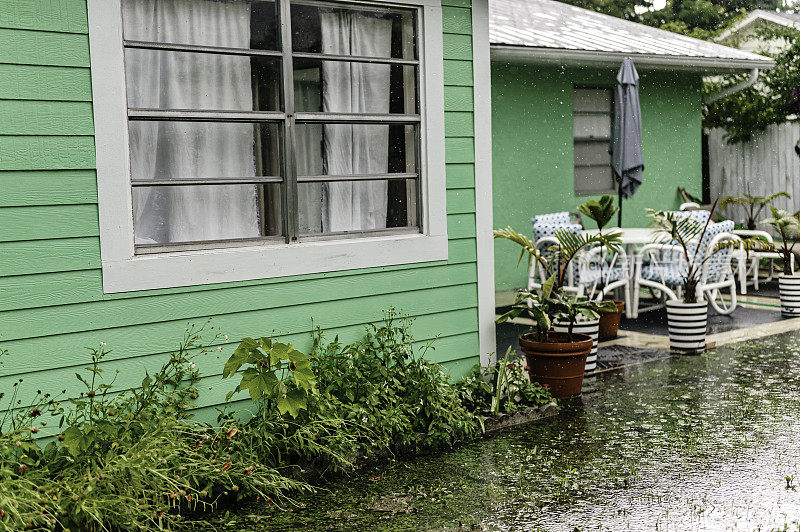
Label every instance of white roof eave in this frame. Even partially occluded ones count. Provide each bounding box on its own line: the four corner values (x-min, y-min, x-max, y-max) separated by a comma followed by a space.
718, 11, 800, 41
490, 44, 776, 74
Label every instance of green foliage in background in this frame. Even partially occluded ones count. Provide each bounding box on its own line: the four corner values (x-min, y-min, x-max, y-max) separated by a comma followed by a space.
705, 25, 800, 143
562, 0, 780, 36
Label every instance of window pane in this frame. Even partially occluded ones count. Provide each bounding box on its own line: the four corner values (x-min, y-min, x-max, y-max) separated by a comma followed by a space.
125, 51, 281, 111
298, 179, 417, 234
291, 4, 416, 59
295, 123, 416, 176
122, 0, 279, 51
573, 112, 611, 139
574, 140, 611, 166
574, 88, 611, 113
128, 121, 281, 181
133, 183, 281, 244
293, 62, 417, 114
575, 166, 615, 195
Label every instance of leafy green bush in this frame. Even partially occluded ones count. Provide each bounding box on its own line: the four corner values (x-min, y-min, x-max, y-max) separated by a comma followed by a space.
309, 311, 481, 456
456, 348, 554, 416
0, 311, 553, 530
222, 311, 482, 475
0, 328, 310, 531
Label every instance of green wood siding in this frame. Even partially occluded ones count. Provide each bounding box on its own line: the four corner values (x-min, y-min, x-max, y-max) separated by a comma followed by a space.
0, 0, 481, 408
491, 63, 703, 293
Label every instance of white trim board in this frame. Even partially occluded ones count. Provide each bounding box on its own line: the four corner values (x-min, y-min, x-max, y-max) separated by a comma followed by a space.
473, 0, 497, 366
87, 0, 449, 293
490, 45, 775, 73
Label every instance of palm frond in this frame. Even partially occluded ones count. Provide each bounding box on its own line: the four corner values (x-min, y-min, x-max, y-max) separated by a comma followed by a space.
647, 209, 703, 247
493, 226, 540, 267
761, 206, 800, 236
552, 229, 621, 264
718, 196, 748, 210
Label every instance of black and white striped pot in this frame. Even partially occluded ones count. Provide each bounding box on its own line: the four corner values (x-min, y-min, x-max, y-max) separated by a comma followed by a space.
553, 318, 599, 373
779, 274, 800, 317
665, 300, 708, 354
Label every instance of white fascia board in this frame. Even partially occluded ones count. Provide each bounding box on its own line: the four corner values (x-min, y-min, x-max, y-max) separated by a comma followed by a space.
472, 0, 497, 367
490, 45, 775, 74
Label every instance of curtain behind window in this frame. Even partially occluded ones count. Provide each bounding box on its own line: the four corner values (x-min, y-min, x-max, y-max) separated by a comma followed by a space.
124, 0, 260, 244
320, 12, 392, 233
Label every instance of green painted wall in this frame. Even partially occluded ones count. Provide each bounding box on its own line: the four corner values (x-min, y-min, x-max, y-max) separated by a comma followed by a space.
0, 0, 482, 410
491, 62, 703, 293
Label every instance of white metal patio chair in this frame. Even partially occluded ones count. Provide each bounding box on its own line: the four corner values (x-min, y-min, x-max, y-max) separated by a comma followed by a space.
528, 220, 631, 304
733, 229, 795, 294
632, 220, 739, 317
527, 224, 583, 293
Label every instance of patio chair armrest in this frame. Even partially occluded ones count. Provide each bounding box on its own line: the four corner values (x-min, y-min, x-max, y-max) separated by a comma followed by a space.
733, 229, 774, 243
635, 243, 684, 263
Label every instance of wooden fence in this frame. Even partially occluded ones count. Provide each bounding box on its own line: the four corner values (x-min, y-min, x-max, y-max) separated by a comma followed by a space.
708, 121, 800, 220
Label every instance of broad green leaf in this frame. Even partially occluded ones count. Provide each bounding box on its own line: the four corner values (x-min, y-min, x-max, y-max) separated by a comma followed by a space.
223, 338, 258, 378
269, 342, 292, 366
277, 388, 308, 418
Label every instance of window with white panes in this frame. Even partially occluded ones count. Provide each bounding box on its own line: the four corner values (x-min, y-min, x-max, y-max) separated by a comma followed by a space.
573, 87, 615, 196
121, 0, 422, 251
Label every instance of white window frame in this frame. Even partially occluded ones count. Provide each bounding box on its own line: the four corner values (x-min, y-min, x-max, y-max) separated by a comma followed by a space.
87, 0, 448, 293
573, 86, 615, 197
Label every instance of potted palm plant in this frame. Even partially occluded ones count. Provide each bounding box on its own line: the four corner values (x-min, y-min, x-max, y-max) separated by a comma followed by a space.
647, 203, 742, 353
719, 191, 790, 230
578, 195, 625, 339
494, 227, 618, 397
759, 207, 800, 316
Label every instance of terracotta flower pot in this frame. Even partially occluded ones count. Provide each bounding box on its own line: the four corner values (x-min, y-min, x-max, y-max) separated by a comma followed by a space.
598, 300, 625, 340
518, 332, 593, 399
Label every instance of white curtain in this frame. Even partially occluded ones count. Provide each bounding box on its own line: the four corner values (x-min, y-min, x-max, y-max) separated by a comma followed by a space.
123, 0, 260, 244
295, 69, 324, 234
320, 12, 392, 232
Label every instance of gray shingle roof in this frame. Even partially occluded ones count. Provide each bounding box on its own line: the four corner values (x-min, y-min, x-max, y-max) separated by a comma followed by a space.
490, 0, 774, 71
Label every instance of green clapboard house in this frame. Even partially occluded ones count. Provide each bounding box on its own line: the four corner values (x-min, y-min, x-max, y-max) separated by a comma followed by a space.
0, 0, 496, 413
488, 0, 773, 299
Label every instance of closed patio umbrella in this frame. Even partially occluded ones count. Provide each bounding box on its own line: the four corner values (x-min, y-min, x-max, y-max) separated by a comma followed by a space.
610, 57, 644, 227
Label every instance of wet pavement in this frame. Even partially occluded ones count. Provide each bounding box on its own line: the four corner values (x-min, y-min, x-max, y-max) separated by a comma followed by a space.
193, 330, 800, 531
619, 304, 782, 336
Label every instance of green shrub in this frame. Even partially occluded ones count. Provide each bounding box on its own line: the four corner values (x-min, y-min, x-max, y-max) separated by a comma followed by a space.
0, 311, 551, 530
0, 328, 310, 531
456, 348, 554, 416
309, 311, 481, 456
222, 310, 482, 474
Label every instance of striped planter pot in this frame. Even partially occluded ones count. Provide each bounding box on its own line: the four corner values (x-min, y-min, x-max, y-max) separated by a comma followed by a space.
779, 274, 800, 317
553, 318, 599, 373
665, 300, 708, 354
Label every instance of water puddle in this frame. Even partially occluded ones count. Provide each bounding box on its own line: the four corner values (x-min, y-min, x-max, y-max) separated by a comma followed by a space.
188, 332, 800, 531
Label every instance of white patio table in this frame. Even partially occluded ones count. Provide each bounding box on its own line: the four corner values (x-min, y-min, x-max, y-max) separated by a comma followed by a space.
581, 227, 659, 245
581, 228, 659, 318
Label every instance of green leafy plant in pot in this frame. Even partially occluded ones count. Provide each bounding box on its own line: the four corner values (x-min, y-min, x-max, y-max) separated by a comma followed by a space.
494, 226, 618, 397
646, 202, 746, 353
578, 195, 626, 339
719, 191, 789, 230
759, 206, 800, 316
